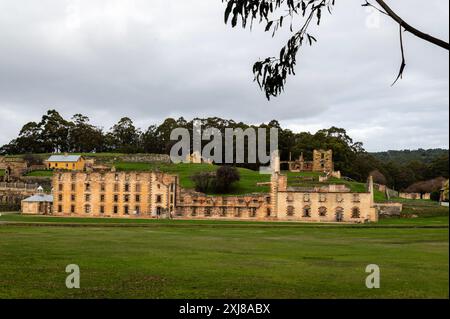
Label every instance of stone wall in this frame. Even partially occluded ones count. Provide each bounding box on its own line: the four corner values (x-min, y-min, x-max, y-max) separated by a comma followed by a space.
118, 154, 171, 163
399, 192, 431, 200
312, 150, 334, 172
175, 191, 272, 220
374, 203, 403, 218
276, 191, 377, 223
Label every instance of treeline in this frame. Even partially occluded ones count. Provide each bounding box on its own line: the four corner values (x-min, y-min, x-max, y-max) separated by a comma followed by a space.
1, 110, 448, 191
372, 149, 449, 165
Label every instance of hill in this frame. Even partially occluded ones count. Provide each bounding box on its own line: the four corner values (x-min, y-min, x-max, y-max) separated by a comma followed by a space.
371, 149, 448, 165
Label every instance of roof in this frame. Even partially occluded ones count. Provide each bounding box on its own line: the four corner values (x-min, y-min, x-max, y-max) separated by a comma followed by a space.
22, 194, 53, 203
47, 155, 82, 163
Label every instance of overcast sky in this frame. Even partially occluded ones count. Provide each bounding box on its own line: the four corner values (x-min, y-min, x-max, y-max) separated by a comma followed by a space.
0, 0, 448, 151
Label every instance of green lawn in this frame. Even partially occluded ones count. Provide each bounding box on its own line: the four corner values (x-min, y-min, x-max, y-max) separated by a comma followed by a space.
24, 170, 53, 177
0, 213, 448, 227
0, 218, 447, 299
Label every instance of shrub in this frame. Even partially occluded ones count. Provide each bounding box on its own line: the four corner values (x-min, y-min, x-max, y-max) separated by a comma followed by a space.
214, 166, 240, 193
190, 172, 215, 193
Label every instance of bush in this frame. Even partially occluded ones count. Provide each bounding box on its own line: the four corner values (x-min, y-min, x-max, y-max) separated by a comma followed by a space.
23, 154, 43, 165
190, 172, 215, 193
430, 191, 441, 202
0, 204, 20, 212
215, 166, 240, 193
190, 166, 240, 194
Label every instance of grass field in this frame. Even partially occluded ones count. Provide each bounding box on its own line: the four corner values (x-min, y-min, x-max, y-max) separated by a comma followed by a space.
0, 212, 448, 299
24, 170, 53, 177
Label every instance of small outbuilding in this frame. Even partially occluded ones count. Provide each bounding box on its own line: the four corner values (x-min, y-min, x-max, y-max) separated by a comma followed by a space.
21, 190, 53, 215
45, 154, 85, 171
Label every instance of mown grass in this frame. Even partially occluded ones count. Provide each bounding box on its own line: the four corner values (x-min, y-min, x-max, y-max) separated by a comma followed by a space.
1, 211, 448, 227
0, 221, 447, 299
24, 170, 53, 177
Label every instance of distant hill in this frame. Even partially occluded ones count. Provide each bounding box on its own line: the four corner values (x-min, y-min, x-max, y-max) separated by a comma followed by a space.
371, 149, 449, 165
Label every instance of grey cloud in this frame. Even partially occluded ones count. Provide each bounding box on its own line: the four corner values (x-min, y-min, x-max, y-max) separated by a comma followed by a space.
0, 0, 448, 151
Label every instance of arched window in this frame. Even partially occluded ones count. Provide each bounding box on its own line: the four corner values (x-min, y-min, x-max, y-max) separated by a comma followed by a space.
84, 204, 91, 214
303, 206, 311, 218
287, 206, 295, 216
319, 206, 327, 217
352, 207, 361, 219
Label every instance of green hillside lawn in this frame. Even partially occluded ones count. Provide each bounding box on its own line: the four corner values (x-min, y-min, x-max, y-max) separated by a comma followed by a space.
115, 162, 376, 196
0, 218, 447, 299
24, 170, 53, 177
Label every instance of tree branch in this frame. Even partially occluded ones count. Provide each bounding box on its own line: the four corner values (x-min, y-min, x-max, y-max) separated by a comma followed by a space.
375, 0, 449, 50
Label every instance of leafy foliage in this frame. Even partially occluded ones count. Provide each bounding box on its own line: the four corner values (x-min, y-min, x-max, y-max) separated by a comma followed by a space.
223, 0, 335, 99
215, 166, 241, 193
190, 172, 216, 193
191, 166, 241, 193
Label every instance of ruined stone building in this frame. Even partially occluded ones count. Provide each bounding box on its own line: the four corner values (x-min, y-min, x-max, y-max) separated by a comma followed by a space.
0, 157, 29, 182
39, 158, 377, 223
51, 171, 178, 218
284, 149, 334, 173
19, 149, 377, 223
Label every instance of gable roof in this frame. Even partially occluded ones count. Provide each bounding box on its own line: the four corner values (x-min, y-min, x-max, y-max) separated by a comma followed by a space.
22, 194, 53, 203
47, 155, 82, 163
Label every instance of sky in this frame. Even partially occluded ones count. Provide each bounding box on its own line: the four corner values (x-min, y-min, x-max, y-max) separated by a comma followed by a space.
0, 0, 448, 152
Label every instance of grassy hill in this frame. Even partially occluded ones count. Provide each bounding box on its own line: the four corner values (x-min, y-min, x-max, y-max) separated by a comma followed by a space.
114, 162, 376, 196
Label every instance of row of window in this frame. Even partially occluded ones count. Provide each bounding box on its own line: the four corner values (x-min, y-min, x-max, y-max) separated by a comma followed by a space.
286, 206, 361, 218
287, 193, 361, 203
183, 197, 271, 205
181, 207, 271, 218
60, 173, 146, 182
57, 194, 165, 203
58, 183, 154, 193
57, 204, 166, 215
51, 163, 77, 169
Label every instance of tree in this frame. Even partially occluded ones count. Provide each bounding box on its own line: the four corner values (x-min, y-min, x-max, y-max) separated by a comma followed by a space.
428, 154, 449, 179
190, 172, 215, 193
222, 0, 449, 99
9, 121, 45, 154
142, 125, 161, 154
68, 114, 104, 153
110, 117, 142, 153
405, 177, 447, 194
370, 169, 387, 185
39, 110, 72, 153
215, 166, 241, 193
